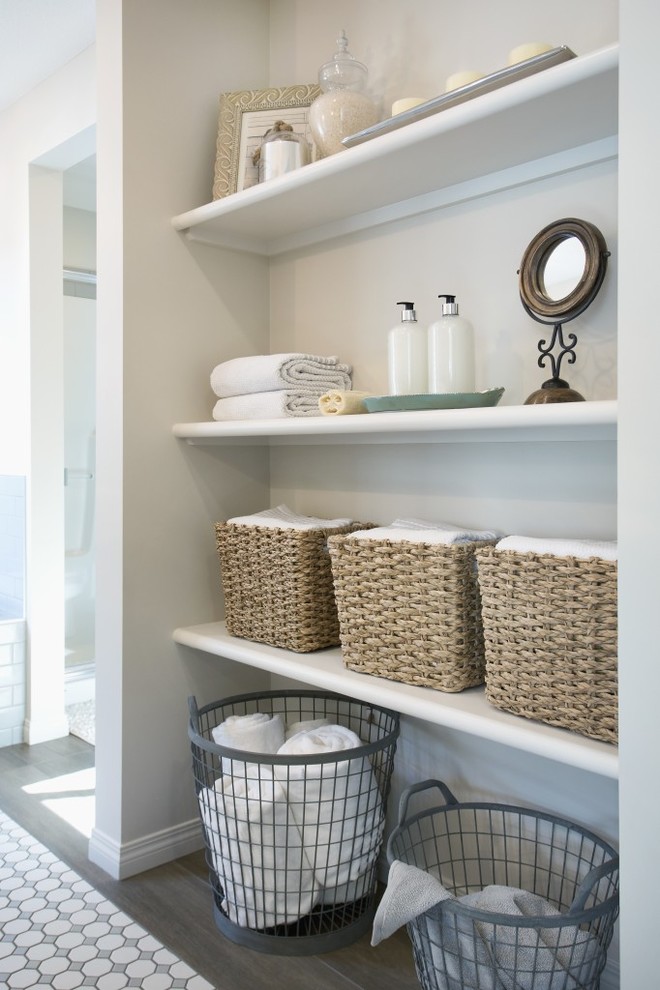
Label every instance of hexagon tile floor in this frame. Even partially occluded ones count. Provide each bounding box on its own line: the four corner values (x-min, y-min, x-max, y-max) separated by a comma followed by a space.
0, 810, 214, 989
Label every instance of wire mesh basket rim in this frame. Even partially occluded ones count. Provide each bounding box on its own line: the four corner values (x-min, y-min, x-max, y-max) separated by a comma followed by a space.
189, 689, 401, 763
389, 797, 619, 858
387, 799, 619, 925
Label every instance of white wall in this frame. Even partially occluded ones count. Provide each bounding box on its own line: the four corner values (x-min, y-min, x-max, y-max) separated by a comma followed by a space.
64, 205, 97, 271
617, 2, 660, 987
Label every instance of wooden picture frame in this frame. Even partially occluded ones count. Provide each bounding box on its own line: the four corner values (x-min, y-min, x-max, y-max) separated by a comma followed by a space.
213, 83, 321, 199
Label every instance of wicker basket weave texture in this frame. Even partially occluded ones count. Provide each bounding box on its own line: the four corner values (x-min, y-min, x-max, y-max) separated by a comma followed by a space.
328, 536, 494, 692
215, 521, 370, 653
475, 547, 618, 743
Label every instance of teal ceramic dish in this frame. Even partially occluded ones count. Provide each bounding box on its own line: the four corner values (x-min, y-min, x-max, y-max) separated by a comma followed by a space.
364, 387, 505, 413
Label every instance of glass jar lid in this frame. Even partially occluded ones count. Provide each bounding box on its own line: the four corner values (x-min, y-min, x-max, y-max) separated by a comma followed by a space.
318, 30, 369, 92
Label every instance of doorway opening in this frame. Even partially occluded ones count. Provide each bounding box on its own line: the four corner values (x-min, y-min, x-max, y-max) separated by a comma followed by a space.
62, 154, 97, 745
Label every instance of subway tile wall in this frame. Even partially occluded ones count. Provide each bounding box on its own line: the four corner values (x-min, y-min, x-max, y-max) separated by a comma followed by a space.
0, 476, 26, 745
0, 619, 25, 746
0, 475, 25, 620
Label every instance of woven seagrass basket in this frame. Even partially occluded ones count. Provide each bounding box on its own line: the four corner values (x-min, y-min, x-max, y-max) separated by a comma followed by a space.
475, 547, 618, 743
328, 536, 494, 692
215, 521, 370, 653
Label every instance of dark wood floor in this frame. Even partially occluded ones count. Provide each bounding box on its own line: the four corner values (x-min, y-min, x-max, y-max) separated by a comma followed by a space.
0, 734, 419, 990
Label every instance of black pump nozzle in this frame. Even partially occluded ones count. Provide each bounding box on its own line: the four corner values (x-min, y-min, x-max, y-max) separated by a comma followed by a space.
396, 300, 417, 321
438, 294, 459, 315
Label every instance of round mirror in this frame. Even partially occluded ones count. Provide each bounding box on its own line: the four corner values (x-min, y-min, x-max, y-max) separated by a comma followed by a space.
541, 236, 586, 301
519, 217, 608, 324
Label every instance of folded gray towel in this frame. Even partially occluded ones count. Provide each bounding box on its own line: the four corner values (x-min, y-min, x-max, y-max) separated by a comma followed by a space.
372, 860, 595, 990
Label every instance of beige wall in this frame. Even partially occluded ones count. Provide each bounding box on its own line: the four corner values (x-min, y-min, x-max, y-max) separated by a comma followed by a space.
269, 0, 618, 115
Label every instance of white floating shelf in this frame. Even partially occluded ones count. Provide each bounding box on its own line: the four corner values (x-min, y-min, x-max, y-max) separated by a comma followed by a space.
173, 399, 617, 446
171, 45, 618, 255
174, 621, 618, 779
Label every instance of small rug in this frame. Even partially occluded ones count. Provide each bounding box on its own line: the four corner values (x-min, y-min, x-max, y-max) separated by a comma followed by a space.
0, 809, 214, 988
66, 699, 95, 746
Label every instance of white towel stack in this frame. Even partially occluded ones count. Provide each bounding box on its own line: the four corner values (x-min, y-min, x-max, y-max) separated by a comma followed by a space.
199, 712, 383, 929
210, 353, 353, 420
347, 517, 501, 545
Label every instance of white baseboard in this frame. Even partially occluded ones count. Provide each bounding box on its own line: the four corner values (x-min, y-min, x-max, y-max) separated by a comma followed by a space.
88, 818, 204, 880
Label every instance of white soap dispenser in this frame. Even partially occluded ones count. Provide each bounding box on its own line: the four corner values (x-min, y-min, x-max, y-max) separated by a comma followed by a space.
428, 294, 475, 393
388, 301, 428, 395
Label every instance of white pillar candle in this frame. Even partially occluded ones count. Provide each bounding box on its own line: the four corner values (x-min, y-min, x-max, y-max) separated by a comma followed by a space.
444, 71, 483, 92
391, 97, 427, 115
507, 42, 553, 66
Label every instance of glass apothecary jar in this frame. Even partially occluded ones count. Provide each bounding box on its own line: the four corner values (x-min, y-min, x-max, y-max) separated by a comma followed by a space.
309, 31, 379, 157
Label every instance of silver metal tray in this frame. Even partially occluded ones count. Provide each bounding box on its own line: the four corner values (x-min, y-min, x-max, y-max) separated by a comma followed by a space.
342, 46, 576, 148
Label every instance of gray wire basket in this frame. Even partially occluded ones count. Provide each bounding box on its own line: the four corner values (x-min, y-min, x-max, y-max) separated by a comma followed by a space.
189, 689, 400, 955
387, 780, 619, 990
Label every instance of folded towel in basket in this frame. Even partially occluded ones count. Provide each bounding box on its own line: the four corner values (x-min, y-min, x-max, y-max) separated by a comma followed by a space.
227, 504, 353, 530
348, 517, 500, 545
211, 353, 352, 398
274, 725, 384, 890
199, 765, 320, 930
212, 712, 285, 754
372, 860, 595, 990
212, 390, 326, 420
495, 535, 618, 560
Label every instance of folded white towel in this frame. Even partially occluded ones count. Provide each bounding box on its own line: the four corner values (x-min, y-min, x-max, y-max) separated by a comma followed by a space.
211, 712, 285, 754
274, 725, 384, 890
496, 535, 618, 561
211, 353, 352, 398
212, 391, 326, 420
227, 504, 352, 530
372, 860, 595, 990
199, 765, 319, 929
348, 517, 500, 545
